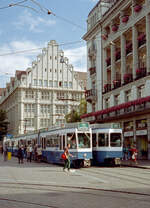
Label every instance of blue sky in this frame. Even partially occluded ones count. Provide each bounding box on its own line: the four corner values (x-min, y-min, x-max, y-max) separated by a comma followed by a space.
0, 0, 99, 88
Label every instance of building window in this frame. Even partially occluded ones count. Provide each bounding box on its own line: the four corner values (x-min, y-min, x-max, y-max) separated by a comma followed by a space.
45, 68, 47, 72
55, 56, 57, 60
125, 90, 131, 102
59, 81, 62, 87
64, 82, 67, 87
69, 82, 72, 88
49, 80, 52, 87
55, 69, 57, 73
34, 79, 37, 86
44, 80, 48, 87
54, 81, 58, 87
50, 69, 52, 72
39, 80, 42, 86
138, 85, 145, 98
50, 56, 52, 59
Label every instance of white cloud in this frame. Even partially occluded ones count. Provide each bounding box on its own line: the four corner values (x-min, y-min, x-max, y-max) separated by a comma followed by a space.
64, 46, 87, 72
14, 10, 56, 32
0, 40, 42, 87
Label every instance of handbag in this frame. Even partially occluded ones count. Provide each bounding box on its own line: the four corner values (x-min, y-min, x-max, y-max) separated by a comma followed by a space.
61, 153, 66, 160
132, 153, 135, 160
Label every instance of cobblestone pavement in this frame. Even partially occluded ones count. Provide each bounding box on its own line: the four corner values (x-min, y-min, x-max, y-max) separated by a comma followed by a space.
0, 155, 150, 208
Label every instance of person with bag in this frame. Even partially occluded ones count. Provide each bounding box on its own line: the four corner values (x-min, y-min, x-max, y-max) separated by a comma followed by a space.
63, 143, 74, 172
130, 145, 138, 164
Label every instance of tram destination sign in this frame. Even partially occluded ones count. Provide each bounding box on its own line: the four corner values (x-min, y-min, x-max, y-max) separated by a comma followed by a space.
78, 123, 89, 131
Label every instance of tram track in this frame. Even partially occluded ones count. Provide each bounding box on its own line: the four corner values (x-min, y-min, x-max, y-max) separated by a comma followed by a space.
79, 168, 150, 186
1, 181, 150, 197
0, 197, 59, 208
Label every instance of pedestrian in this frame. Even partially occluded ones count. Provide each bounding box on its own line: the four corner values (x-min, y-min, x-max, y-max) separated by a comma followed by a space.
123, 145, 129, 160
36, 144, 42, 162
63, 143, 74, 172
17, 146, 24, 164
27, 144, 33, 162
130, 145, 138, 164
3, 144, 8, 161
24, 145, 27, 159
34, 144, 38, 161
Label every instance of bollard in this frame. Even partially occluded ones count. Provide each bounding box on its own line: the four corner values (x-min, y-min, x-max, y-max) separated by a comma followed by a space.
7, 152, 11, 160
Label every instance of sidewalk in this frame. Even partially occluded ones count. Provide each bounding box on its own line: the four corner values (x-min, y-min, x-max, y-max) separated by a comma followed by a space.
121, 159, 150, 169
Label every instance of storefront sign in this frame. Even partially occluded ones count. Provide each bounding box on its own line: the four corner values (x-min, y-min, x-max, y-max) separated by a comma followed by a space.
78, 122, 89, 131
124, 131, 134, 137
136, 130, 147, 136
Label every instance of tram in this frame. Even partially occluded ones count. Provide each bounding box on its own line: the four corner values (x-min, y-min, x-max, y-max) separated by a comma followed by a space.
91, 123, 123, 165
4, 122, 93, 168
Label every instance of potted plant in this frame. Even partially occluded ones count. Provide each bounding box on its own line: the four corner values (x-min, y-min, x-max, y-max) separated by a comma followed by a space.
122, 16, 129, 23
112, 25, 118, 32
134, 5, 142, 12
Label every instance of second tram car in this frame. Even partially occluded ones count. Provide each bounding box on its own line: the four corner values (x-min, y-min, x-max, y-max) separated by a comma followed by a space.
91, 123, 123, 165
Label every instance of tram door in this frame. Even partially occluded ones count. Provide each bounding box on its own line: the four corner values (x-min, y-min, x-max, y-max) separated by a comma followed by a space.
41, 137, 46, 149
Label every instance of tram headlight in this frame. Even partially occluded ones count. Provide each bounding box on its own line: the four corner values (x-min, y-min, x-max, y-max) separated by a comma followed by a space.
83, 153, 87, 157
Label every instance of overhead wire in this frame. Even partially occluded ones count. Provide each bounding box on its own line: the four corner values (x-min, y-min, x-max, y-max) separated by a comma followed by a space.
0, 0, 86, 31
0, 40, 85, 57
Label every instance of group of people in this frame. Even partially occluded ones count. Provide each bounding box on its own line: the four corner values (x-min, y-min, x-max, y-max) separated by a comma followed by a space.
123, 145, 138, 164
17, 144, 42, 164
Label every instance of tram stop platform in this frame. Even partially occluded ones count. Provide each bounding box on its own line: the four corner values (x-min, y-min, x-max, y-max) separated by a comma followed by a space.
121, 159, 150, 169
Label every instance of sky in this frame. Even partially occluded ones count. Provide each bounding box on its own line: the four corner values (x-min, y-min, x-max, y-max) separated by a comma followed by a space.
0, 0, 99, 88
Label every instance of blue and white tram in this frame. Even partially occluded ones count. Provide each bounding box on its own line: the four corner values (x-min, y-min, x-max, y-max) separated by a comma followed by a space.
40, 123, 93, 167
91, 123, 123, 165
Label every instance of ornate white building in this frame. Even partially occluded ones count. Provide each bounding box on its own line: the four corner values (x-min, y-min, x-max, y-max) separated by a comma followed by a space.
0, 40, 86, 136
82, 0, 150, 160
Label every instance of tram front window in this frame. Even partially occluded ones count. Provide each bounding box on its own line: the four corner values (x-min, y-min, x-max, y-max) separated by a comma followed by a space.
110, 133, 122, 147
78, 133, 90, 148
67, 133, 77, 149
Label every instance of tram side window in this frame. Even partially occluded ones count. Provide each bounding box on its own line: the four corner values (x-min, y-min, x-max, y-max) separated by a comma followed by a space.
47, 135, 60, 148
92, 133, 97, 147
110, 133, 121, 147
98, 133, 108, 147
67, 133, 76, 149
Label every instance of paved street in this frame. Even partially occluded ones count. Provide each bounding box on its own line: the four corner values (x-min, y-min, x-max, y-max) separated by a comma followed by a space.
0, 155, 150, 208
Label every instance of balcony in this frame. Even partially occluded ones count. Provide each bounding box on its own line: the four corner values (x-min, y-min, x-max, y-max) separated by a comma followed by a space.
85, 89, 97, 103
123, 73, 133, 85
138, 34, 146, 48
106, 57, 111, 67
126, 42, 132, 55
115, 51, 121, 62
104, 84, 111, 93
89, 67, 96, 76
135, 67, 146, 80
113, 80, 121, 89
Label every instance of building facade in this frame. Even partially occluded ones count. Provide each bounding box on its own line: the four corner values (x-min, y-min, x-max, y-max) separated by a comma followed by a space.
82, 0, 150, 159
0, 40, 86, 136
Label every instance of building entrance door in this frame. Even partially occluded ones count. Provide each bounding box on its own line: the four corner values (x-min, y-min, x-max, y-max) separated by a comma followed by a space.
136, 136, 148, 159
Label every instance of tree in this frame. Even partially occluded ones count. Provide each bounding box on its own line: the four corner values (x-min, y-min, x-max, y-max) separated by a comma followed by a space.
0, 109, 9, 141
65, 99, 87, 123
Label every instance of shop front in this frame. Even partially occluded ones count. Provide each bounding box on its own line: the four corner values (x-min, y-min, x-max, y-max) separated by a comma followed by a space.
123, 121, 134, 148
136, 119, 148, 160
